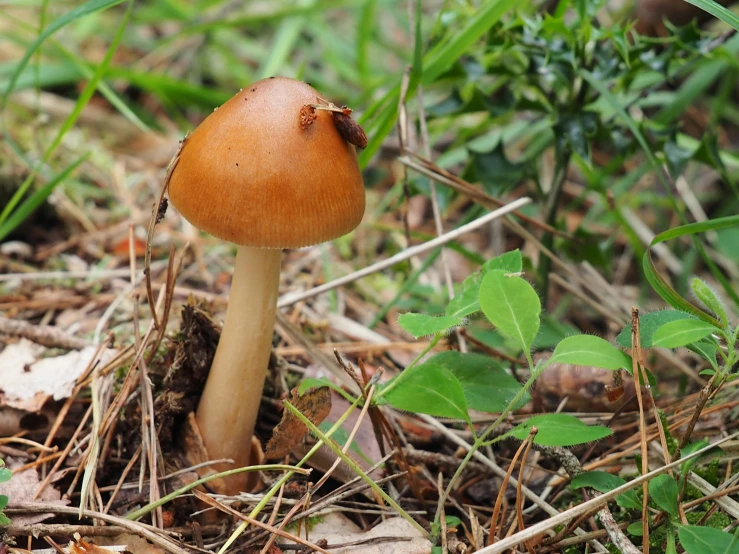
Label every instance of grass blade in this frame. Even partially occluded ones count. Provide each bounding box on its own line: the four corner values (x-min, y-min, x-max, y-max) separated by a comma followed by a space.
1, 0, 126, 109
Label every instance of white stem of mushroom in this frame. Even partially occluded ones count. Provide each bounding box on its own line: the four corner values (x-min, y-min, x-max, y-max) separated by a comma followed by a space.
195, 245, 281, 494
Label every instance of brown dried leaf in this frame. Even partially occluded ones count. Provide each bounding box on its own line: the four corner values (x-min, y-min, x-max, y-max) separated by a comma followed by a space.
265, 387, 331, 460
332, 112, 368, 149
69, 537, 119, 554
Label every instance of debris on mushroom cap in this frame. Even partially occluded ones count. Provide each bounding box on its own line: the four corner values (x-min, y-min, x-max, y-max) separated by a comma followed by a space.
167, 77, 365, 249
299, 105, 318, 129
331, 111, 368, 149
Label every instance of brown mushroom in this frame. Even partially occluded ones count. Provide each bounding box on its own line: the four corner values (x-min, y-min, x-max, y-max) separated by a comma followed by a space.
167, 77, 365, 494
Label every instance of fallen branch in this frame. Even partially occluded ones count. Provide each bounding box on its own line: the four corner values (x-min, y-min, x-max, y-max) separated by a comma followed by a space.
0, 316, 89, 350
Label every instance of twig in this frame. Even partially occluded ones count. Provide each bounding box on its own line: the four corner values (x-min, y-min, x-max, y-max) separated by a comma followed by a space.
7, 503, 190, 554
630, 307, 650, 553
193, 490, 333, 554
475, 432, 739, 553
0, 316, 89, 350
276, 198, 531, 308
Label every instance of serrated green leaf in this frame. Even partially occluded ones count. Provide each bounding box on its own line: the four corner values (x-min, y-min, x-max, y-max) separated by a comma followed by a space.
479, 270, 540, 352
549, 335, 632, 371
616, 310, 697, 348
679, 525, 739, 554
509, 413, 612, 446
652, 319, 719, 349
649, 474, 679, 518
383, 363, 470, 423
428, 351, 528, 413
398, 313, 462, 339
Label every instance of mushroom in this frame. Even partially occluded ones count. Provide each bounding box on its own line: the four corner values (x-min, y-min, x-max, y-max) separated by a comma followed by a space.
167, 77, 365, 494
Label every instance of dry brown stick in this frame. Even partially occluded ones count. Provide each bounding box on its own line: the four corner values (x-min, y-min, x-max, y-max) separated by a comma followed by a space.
33, 405, 92, 500
489, 430, 534, 546
631, 307, 650, 554
515, 432, 537, 554
104, 444, 142, 514
598, 507, 641, 554
144, 136, 184, 330
401, 152, 571, 238
7, 503, 189, 554
193, 490, 333, 554
4, 524, 129, 538
0, 316, 90, 350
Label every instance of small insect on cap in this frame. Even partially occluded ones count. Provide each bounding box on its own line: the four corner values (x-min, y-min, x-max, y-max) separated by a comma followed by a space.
168, 77, 366, 249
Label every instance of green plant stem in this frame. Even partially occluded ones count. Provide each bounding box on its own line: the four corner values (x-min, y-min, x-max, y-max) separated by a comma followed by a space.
369, 249, 441, 329
430, 361, 542, 542
217, 394, 363, 554
538, 153, 571, 309
125, 464, 309, 521
374, 333, 441, 400
284, 400, 429, 538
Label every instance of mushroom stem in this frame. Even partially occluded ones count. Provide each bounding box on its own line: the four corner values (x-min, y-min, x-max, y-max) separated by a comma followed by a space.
195, 245, 281, 494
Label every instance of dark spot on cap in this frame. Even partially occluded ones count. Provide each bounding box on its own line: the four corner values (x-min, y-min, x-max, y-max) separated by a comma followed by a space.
236, 163, 239, 167
269, 76, 275, 79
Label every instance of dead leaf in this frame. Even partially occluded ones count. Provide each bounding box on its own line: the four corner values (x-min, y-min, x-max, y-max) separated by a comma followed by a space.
69, 537, 119, 554
265, 387, 331, 460
85, 534, 166, 554
0, 340, 117, 412
0, 458, 67, 526
278, 513, 431, 554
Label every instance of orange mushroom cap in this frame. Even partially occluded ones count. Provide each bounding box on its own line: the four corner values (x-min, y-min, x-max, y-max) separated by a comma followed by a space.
168, 77, 366, 249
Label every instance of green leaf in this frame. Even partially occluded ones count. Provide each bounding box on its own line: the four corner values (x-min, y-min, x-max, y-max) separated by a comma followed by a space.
571, 471, 623, 490
509, 414, 612, 447
555, 111, 599, 165
358, 0, 516, 167
0, 495, 7, 510
398, 313, 462, 339
297, 378, 350, 400
570, 471, 641, 510
468, 144, 526, 194
652, 319, 719, 349
679, 525, 739, 554
1, 0, 127, 110
0, 467, 10, 483
616, 310, 697, 348
649, 474, 679, 518
681, 440, 722, 475
683, 0, 739, 33
428, 351, 528, 413
0, 511, 9, 526
479, 270, 541, 352
642, 216, 739, 326
446, 250, 522, 318
628, 522, 644, 536
549, 335, 632, 371
0, 154, 89, 241
692, 278, 729, 331
383, 363, 470, 423
687, 340, 719, 368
